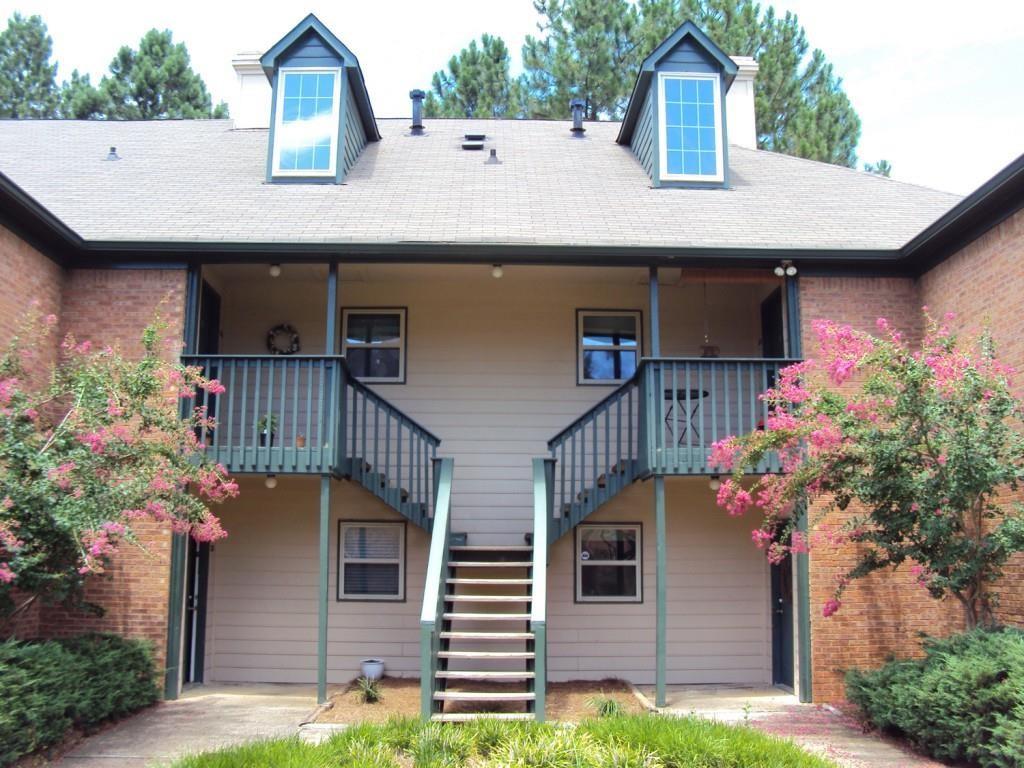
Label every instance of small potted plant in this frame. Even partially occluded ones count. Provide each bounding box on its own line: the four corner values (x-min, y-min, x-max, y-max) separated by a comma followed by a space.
257, 413, 278, 447
361, 658, 385, 681
295, 433, 306, 449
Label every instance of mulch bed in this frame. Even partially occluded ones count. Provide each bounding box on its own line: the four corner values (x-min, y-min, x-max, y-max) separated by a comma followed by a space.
314, 677, 645, 724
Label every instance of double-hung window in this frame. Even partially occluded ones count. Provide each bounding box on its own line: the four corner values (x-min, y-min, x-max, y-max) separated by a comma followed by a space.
577, 310, 641, 385
658, 72, 724, 182
338, 522, 405, 601
576, 524, 642, 602
272, 68, 341, 177
342, 308, 406, 383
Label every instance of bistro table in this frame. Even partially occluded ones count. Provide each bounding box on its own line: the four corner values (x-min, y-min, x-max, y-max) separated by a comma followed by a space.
663, 388, 710, 445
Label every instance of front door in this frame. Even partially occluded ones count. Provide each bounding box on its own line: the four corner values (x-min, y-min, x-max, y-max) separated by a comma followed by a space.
771, 555, 794, 688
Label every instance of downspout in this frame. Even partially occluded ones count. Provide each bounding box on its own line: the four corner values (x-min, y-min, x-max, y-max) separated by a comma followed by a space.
164, 265, 201, 700
785, 276, 813, 703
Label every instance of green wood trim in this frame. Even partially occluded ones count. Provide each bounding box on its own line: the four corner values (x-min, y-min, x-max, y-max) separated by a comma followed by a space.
533, 621, 547, 722
654, 476, 667, 707
163, 533, 187, 699
796, 504, 812, 702
420, 457, 454, 719
318, 475, 330, 704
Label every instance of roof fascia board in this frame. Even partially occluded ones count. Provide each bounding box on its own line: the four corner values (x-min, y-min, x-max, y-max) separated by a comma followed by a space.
0, 171, 83, 266
259, 13, 357, 76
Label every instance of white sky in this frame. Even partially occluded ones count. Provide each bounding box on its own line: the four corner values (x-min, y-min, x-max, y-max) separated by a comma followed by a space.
3, 0, 1023, 194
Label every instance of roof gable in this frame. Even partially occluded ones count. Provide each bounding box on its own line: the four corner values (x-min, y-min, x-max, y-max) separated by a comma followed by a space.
260, 14, 380, 143
617, 21, 738, 146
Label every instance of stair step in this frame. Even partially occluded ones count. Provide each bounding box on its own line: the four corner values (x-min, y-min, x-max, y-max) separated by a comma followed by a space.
440, 631, 534, 640
450, 545, 533, 551
445, 594, 531, 602
447, 578, 532, 585
444, 612, 531, 621
434, 691, 536, 702
430, 713, 535, 722
436, 670, 535, 680
438, 650, 534, 659
449, 561, 531, 568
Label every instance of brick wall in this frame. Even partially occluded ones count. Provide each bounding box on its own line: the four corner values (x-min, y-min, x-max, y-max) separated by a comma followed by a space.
798, 276, 963, 702
919, 208, 1024, 628
40, 269, 188, 673
0, 242, 188, 678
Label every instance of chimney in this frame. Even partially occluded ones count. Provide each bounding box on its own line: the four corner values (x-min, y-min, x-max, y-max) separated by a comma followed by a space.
232, 51, 272, 129
726, 56, 759, 149
569, 98, 586, 134
409, 89, 425, 133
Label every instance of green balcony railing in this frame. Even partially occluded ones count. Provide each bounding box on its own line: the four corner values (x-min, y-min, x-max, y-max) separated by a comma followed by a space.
546, 358, 799, 540
183, 355, 442, 527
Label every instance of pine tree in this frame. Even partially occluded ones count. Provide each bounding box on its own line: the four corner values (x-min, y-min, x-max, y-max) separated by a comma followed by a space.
519, 0, 643, 119
424, 34, 517, 118
864, 159, 892, 177
0, 13, 60, 118
96, 29, 228, 120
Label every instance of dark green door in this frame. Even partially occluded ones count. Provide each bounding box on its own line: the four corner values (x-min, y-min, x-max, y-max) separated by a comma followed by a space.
771, 556, 794, 687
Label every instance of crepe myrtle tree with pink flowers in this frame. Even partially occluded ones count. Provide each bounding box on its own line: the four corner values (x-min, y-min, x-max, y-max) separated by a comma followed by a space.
710, 311, 1024, 629
0, 306, 237, 627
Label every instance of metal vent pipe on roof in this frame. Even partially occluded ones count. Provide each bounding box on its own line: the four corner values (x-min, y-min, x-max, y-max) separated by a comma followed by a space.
105, 146, 120, 161
570, 98, 586, 134
409, 89, 425, 133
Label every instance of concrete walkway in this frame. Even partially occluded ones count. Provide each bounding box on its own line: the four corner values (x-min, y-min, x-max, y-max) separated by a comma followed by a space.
55, 684, 322, 768
643, 685, 949, 768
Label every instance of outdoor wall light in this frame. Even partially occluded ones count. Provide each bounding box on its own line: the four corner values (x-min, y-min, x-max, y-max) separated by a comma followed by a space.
708, 475, 721, 492
774, 260, 797, 277
269, 263, 282, 278
265, 474, 278, 489
491, 264, 504, 279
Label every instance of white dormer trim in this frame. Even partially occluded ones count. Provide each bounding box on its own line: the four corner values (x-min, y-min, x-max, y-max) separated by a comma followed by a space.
271, 66, 343, 178
657, 71, 725, 184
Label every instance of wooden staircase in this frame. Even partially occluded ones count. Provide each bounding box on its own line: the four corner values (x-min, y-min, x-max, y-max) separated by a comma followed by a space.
429, 544, 537, 722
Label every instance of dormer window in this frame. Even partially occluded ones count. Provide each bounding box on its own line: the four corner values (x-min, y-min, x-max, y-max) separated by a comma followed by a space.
272, 69, 341, 177
658, 72, 723, 182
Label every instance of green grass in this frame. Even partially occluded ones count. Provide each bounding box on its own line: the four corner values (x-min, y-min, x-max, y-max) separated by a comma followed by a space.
170, 715, 835, 768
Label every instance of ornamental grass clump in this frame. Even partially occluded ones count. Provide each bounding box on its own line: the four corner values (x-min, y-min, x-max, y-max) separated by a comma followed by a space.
711, 311, 1024, 627
0, 305, 238, 623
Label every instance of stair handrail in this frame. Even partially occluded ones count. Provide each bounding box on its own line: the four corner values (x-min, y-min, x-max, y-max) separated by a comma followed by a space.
340, 358, 442, 447
419, 456, 454, 719
530, 458, 552, 722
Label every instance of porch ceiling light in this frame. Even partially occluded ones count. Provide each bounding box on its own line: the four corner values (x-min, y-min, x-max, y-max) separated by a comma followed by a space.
708, 475, 721, 492
265, 474, 278, 489
269, 263, 282, 278
774, 260, 797, 278
491, 264, 504, 279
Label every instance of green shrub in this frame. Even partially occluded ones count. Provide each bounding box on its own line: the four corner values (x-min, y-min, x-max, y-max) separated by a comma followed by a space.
588, 696, 626, 718
846, 626, 1024, 767
0, 633, 158, 766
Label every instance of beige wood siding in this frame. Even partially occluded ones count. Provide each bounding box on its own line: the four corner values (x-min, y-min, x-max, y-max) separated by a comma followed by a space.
547, 477, 771, 685
205, 475, 428, 684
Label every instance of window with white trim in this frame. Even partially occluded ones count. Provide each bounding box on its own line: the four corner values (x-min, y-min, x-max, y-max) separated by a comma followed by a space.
338, 522, 405, 601
272, 68, 342, 177
342, 308, 406, 383
577, 310, 641, 385
576, 524, 641, 602
657, 72, 724, 182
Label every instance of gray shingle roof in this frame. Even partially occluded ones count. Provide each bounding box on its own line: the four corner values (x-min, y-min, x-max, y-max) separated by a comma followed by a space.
0, 118, 960, 251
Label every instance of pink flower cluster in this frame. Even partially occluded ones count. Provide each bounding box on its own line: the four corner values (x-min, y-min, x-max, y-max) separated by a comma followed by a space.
813, 319, 874, 385
716, 479, 753, 517
708, 436, 739, 470
0, 377, 19, 407
47, 462, 77, 491
822, 598, 842, 618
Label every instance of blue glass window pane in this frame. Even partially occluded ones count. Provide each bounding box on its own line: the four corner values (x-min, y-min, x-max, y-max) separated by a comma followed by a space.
283, 74, 300, 97
299, 99, 315, 119
665, 102, 682, 126
317, 97, 333, 116
317, 73, 335, 97
682, 104, 699, 126
700, 151, 717, 175
698, 104, 715, 125
665, 127, 682, 151
282, 99, 299, 121
279, 148, 296, 170
682, 126, 699, 149
699, 127, 716, 151
683, 151, 700, 175
313, 146, 331, 170
301, 74, 317, 97
664, 78, 681, 102
697, 79, 713, 103
295, 147, 314, 169
681, 79, 699, 102
667, 150, 683, 175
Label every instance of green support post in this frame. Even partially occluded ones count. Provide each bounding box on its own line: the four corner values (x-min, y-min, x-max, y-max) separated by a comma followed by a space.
318, 475, 331, 704
654, 475, 666, 707
796, 503, 813, 702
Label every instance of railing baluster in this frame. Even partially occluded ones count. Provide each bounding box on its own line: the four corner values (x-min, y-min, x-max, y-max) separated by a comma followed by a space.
225, 361, 236, 456
291, 359, 300, 471
672, 361, 680, 474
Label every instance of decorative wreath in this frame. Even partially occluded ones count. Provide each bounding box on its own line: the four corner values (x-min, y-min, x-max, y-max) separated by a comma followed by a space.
266, 324, 301, 355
